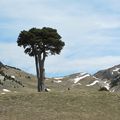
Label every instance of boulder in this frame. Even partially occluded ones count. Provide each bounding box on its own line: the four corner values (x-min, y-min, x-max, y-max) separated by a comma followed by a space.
99, 86, 109, 91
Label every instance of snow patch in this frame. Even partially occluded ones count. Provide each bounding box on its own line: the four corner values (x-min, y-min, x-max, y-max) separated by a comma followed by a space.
1, 92, 5, 95
3, 89, 11, 92
110, 89, 115, 93
113, 68, 120, 72
104, 81, 108, 83
80, 72, 87, 76
103, 84, 110, 90
77, 83, 81, 85
53, 80, 62, 83
98, 81, 110, 91
45, 88, 51, 92
86, 80, 99, 86
86, 80, 110, 90
93, 76, 99, 80
73, 74, 90, 83
11, 75, 15, 79
54, 77, 63, 80
112, 67, 120, 74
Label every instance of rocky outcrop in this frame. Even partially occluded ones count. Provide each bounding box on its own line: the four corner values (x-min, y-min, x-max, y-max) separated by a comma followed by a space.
94, 64, 120, 92
94, 65, 120, 80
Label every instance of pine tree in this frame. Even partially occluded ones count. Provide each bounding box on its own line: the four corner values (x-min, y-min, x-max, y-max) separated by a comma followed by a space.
17, 27, 65, 92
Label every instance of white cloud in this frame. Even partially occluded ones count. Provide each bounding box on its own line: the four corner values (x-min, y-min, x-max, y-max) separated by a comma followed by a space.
0, 0, 120, 77
0, 42, 35, 74
46, 54, 120, 76
0, 42, 120, 77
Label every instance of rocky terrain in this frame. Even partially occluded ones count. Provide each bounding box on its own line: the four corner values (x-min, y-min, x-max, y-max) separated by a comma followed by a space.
94, 64, 120, 92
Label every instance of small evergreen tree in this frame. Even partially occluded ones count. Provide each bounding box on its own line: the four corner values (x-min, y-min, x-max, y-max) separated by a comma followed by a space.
17, 27, 65, 92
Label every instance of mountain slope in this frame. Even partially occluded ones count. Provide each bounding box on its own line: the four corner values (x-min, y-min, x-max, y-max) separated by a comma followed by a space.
1, 61, 120, 93
0, 61, 37, 92
94, 64, 120, 80
0, 62, 99, 93
94, 64, 120, 92
45, 72, 100, 92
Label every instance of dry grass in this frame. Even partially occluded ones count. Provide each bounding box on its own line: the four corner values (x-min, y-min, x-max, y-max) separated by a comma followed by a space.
0, 90, 120, 120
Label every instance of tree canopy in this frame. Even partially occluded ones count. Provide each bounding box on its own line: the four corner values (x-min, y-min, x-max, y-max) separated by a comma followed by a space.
17, 27, 65, 57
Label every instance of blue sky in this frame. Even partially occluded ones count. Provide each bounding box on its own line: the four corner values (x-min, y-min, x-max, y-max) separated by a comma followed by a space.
0, 0, 120, 77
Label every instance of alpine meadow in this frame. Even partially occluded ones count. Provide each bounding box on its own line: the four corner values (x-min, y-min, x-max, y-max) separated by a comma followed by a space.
0, 0, 120, 120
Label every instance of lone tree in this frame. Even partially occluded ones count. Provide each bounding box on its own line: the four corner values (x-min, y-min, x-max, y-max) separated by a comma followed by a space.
17, 27, 65, 92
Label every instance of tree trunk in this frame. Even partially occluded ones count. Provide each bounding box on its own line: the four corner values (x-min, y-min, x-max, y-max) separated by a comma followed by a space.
33, 45, 45, 92
39, 60, 45, 91
35, 55, 41, 92
38, 53, 45, 92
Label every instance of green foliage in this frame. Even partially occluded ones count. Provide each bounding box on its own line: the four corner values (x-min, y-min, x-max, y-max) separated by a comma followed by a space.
17, 27, 65, 57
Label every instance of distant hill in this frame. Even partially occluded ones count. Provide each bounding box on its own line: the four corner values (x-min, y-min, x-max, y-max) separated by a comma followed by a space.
94, 64, 120, 92
0, 61, 37, 92
94, 64, 120, 80
0, 61, 120, 93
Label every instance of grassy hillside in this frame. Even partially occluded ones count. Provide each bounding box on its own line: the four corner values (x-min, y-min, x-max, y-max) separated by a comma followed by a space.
0, 63, 120, 120
0, 90, 120, 120
0, 65, 37, 92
